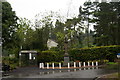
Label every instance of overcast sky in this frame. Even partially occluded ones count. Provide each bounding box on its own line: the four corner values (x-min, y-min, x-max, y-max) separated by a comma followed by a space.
7, 0, 87, 20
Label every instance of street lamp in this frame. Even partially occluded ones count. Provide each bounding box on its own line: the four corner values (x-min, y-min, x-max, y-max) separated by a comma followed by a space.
117, 53, 120, 79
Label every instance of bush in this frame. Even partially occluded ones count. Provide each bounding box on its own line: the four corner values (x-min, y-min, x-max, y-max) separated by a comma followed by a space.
2, 57, 19, 70
106, 62, 117, 65
37, 50, 64, 63
69, 45, 120, 62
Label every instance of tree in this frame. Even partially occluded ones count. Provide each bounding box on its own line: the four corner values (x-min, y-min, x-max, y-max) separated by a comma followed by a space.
79, 1, 95, 47
93, 1, 120, 46
2, 2, 19, 69
80, 1, 120, 46
2, 2, 18, 55
16, 18, 32, 49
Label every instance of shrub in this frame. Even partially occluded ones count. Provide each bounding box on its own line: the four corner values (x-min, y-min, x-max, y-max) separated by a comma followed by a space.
69, 45, 120, 62
37, 50, 64, 63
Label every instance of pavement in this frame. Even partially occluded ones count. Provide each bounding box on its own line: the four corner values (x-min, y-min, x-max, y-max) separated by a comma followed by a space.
2, 66, 118, 80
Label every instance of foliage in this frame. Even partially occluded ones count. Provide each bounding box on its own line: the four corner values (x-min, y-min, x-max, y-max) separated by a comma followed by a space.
105, 63, 118, 70
2, 2, 18, 49
2, 56, 19, 70
106, 62, 117, 65
69, 45, 120, 62
17, 18, 48, 50
79, 1, 120, 46
2, 2, 19, 69
37, 50, 64, 63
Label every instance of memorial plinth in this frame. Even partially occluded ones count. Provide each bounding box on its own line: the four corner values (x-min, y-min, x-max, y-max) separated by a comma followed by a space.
63, 38, 70, 66
63, 53, 69, 66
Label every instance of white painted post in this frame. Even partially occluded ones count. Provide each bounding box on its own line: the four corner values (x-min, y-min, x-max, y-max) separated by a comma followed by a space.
88, 62, 90, 66
52, 63, 54, 69
79, 62, 81, 67
19, 52, 21, 67
92, 62, 94, 66
96, 61, 98, 66
74, 62, 76, 68
33, 57, 35, 60
47, 63, 49, 69
59, 63, 61, 69
41, 63, 42, 68
39, 63, 41, 68
29, 53, 32, 60
83, 62, 86, 67
68, 63, 70, 68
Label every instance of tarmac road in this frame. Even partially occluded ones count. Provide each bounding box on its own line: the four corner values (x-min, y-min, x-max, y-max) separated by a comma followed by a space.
2, 67, 118, 80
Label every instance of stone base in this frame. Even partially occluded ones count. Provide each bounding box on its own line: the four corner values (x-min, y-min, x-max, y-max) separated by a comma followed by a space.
63, 56, 69, 67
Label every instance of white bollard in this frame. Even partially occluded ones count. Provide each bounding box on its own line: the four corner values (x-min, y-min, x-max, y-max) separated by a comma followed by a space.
68, 63, 70, 68
59, 63, 61, 69
92, 62, 94, 66
96, 61, 98, 66
88, 62, 90, 66
52, 63, 54, 69
39, 63, 41, 68
74, 62, 76, 67
79, 62, 81, 67
47, 63, 49, 69
83, 62, 86, 67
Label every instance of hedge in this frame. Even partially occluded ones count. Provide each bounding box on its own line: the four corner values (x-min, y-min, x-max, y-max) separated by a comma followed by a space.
68, 45, 120, 62
37, 50, 64, 63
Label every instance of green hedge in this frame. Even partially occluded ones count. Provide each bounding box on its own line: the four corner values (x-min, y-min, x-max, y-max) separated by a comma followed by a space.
37, 50, 64, 63
69, 45, 120, 62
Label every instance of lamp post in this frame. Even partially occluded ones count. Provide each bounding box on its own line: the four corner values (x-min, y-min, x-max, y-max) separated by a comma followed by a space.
117, 53, 120, 79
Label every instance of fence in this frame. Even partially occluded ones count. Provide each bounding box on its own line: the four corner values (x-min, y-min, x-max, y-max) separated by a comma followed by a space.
39, 61, 98, 69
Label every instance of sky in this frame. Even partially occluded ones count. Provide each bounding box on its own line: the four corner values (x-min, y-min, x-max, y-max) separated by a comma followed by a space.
7, 0, 87, 20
